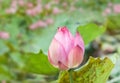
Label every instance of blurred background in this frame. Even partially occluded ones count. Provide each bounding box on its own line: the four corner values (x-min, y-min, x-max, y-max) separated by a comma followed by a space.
0, 0, 120, 83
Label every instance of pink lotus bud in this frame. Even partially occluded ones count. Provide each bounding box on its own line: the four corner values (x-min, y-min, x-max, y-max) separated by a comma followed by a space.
26, 9, 34, 16
27, 2, 34, 8
48, 27, 84, 70
0, 31, 10, 39
29, 22, 39, 30
5, 0, 18, 14
52, 7, 62, 14
18, 0, 25, 6
34, 4, 43, 14
108, 2, 113, 7
45, 3, 51, 10
29, 20, 47, 30
11, 0, 17, 8
113, 4, 120, 14
102, 8, 111, 16
26, 9, 37, 16
53, 0, 59, 4
37, 0, 41, 3
62, 2, 67, 7
5, 7, 17, 14
46, 18, 54, 25
26, 4, 42, 16
37, 20, 47, 27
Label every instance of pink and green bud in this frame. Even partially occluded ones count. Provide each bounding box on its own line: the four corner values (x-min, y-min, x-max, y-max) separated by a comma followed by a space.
48, 27, 85, 70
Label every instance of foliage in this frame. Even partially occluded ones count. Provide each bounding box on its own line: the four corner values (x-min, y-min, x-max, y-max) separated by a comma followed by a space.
0, 0, 119, 82
58, 57, 114, 83
77, 23, 106, 45
24, 50, 59, 75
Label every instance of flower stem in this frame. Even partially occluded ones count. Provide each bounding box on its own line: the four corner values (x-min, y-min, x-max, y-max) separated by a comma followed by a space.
68, 69, 73, 83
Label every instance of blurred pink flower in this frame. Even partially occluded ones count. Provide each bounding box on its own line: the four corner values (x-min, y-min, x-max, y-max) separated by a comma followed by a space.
108, 2, 113, 7
37, 0, 41, 3
29, 22, 39, 30
5, 0, 18, 14
53, 0, 59, 4
45, 3, 51, 10
26, 9, 36, 16
29, 20, 47, 30
37, 20, 47, 27
18, 0, 25, 6
26, 4, 42, 16
62, 2, 67, 7
11, 0, 17, 8
52, 7, 62, 14
5, 7, 17, 14
0, 31, 10, 39
113, 4, 120, 14
48, 27, 84, 70
34, 4, 43, 14
102, 8, 111, 16
46, 18, 54, 25
27, 2, 34, 8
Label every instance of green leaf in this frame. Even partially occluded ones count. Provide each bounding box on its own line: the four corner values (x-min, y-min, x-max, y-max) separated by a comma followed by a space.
10, 52, 25, 68
0, 40, 9, 55
24, 50, 59, 75
58, 57, 114, 83
77, 23, 106, 45
0, 65, 14, 80
106, 15, 120, 30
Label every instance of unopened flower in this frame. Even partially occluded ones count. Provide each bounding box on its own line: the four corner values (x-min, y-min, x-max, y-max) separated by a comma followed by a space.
37, 20, 47, 27
0, 31, 10, 39
62, 2, 67, 8
11, 0, 17, 8
26, 4, 42, 16
52, 7, 62, 14
26, 9, 36, 16
27, 2, 34, 8
5, 7, 17, 14
48, 27, 84, 70
29, 22, 39, 30
37, 0, 41, 3
18, 0, 25, 6
108, 2, 113, 7
102, 8, 111, 16
5, 0, 17, 14
34, 4, 43, 14
53, 0, 59, 4
113, 4, 120, 14
45, 3, 51, 10
29, 20, 47, 30
46, 18, 54, 25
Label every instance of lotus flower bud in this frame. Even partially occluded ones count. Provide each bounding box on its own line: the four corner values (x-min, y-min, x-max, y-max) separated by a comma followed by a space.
48, 27, 84, 70
102, 8, 111, 16
0, 31, 10, 39
113, 4, 120, 14
18, 0, 25, 6
27, 2, 34, 8
29, 20, 47, 30
46, 18, 54, 25
52, 7, 62, 14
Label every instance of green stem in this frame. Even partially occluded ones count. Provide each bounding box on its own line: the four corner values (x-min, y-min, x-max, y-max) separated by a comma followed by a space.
68, 69, 73, 83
